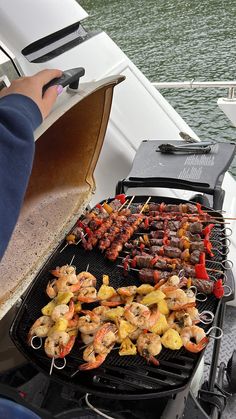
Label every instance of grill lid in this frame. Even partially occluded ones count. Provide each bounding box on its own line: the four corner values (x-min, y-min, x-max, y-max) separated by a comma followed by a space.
0, 75, 125, 320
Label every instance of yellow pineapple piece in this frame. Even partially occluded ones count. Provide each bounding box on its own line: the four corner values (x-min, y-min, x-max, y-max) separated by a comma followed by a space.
119, 337, 137, 356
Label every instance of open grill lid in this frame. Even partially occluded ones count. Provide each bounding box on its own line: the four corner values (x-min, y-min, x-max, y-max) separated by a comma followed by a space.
0, 75, 124, 320
10, 196, 231, 400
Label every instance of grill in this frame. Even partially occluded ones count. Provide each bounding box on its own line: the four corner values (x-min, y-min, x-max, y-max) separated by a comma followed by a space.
10, 195, 230, 400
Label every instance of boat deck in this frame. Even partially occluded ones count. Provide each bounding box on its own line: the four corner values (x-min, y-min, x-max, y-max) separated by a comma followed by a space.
206, 305, 236, 419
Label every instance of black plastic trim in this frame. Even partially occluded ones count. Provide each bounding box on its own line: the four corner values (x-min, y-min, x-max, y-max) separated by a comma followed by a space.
21, 21, 99, 63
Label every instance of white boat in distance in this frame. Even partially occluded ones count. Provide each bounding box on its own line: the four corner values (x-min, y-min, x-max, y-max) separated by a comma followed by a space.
0, 0, 236, 308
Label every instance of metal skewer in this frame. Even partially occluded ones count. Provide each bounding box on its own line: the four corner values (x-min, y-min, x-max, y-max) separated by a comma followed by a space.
48, 254, 76, 375
49, 357, 55, 376
49, 357, 67, 376
30, 336, 42, 350
117, 263, 228, 280
211, 238, 231, 246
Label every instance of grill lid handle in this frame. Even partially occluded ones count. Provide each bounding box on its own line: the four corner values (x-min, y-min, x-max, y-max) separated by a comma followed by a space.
42, 67, 85, 95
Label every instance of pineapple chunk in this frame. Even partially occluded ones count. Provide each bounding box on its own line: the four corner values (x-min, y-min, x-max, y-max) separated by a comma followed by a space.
141, 290, 165, 306
41, 301, 56, 316
119, 337, 137, 356
97, 284, 116, 300
137, 284, 154, 295
102, 275, 110, 285
161, 329, 183, 350
118, 319, 137, 340
106, 306, 125, 321
74, 302, 82, 313
50, 318, 68, 333
150, 314, 169, 335
56, 291, 73, 305
158, 300, 170, 316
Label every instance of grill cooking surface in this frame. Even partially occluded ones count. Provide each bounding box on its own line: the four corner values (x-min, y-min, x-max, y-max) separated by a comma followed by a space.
10, 196, 228, 399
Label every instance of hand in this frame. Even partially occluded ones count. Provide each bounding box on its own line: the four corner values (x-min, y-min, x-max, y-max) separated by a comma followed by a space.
0, 69, 63, 119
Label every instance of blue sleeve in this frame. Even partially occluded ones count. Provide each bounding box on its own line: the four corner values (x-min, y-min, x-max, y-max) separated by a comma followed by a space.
0, 94, 42, 260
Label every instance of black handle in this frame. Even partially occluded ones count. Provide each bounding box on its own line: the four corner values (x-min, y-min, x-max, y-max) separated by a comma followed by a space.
42, 67, 85, 95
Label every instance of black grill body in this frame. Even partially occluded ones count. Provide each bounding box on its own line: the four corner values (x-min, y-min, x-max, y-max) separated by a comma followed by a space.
10, 196, 231, 400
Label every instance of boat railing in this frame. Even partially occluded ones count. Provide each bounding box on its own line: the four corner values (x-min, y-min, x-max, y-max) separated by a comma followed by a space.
152, 81, 236, 100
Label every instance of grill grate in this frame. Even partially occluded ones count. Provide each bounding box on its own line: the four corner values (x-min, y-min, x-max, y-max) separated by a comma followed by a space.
10, 196, 229, 399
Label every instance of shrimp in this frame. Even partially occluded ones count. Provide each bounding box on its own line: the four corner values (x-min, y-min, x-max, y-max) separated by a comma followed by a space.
79, 344, 107, 370
168, 310, 192, 333
56, 275, 81, 293
185, 307, 201, 324
117, 286, 138, 304
93, 323, 118, 354
165, 289, 188, 311
67, 313, 79, 329
81, 332, 96, 345
137, 332, 162, 365
44, 331, 75, 358
92, 306, 109, 321
181, 326, 209, 353
101, 294, 123, 307
28, 316, 54, 344
60, 335, 76, 358
51, 299, 74, 322
146, 305, 161, 330
51, 265, 76, 278
77, 311, 101, 334
124, 303, 151, 329
129, 328, 142, 341
77, 286, 98, 303
117, 286, 137, 298
159, 275, 180, 292
46, 279, 58, 299
77, 271, 97, 288
185, 288, 196, 305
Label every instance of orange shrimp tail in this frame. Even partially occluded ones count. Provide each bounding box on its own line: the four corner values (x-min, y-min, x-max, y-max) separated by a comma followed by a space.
50, 268, 61, 277
154, 279, 167, 289
162, 286, 178, 293
79, 354, 106, 371
60, 335, 76, 358
78, 297, 98, 303
119, 289, 132, 297
65, 299, 75, 320
184, 336, 209, 353
67, 314, 79, 328
198, 336, 209, 350
70, 283, 81, 293
192, 319, 201, 325
148, 355, 160, 366
27, 333, 33, 346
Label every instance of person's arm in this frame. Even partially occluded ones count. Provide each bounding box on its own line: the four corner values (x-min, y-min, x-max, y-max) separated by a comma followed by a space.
0, 69, 62, 260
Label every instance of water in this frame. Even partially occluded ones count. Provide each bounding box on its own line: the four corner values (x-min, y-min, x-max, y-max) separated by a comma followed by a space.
79, 0, 236, 175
